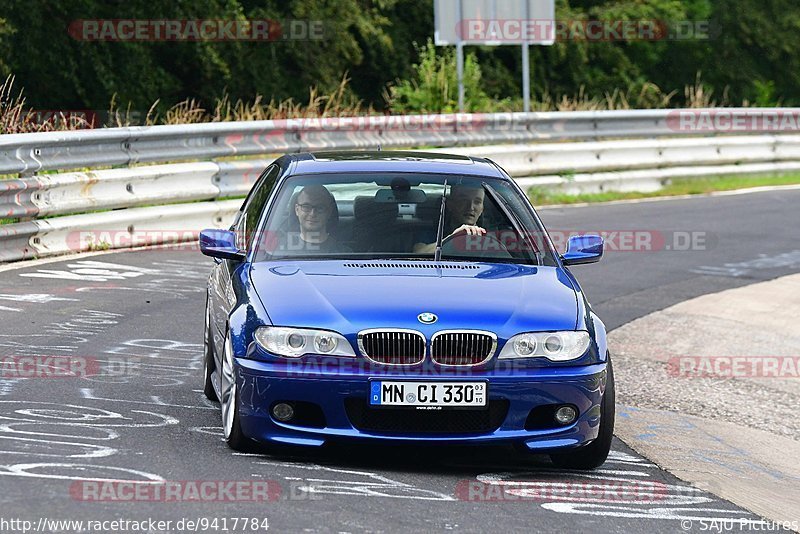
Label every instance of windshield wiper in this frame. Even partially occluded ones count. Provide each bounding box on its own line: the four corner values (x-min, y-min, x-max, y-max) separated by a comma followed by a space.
481, 182, 542, 266
433, 177, 449, 262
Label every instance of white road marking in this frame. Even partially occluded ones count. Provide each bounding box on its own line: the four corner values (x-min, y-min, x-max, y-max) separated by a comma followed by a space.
0, 463, 164, 483
256, 461, 455, 501
691, 250, 800, 277
19, 260, 158, 282
0, 402, 170, 483
541, 503, 766, 522
0, 293, 78, 304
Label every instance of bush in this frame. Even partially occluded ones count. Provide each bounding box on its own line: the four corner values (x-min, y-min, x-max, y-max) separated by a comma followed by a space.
387, 39, 495, 113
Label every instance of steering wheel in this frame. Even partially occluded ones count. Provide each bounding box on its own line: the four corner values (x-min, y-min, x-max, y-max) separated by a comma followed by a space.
440, 230, 513, 260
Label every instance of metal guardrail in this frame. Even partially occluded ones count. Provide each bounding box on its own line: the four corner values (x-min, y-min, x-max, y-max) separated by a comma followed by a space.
1, 108, 799, 262
0, 109, 715, 176
0, 200, 241, 263
0, 160, 270, 219
442, 135, 800, 175
5, 134, 798, 220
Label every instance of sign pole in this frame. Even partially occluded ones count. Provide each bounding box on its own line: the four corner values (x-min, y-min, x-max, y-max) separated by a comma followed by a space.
457, 43, 465, 112
522, 0, 531, 112
433, 0, 553, 114
522, 42, 530, 112
456, 0, 465, 112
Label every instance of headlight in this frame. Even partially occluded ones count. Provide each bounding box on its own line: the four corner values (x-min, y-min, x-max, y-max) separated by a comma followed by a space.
254, 327, 356, 358
498, 331, 591, 361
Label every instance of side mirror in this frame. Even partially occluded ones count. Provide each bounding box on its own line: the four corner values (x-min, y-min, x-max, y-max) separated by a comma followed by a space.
199, 229, 246, 261
561, 234, 603, 266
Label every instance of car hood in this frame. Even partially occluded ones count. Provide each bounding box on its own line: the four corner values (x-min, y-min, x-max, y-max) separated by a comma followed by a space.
249, 261, 579, 338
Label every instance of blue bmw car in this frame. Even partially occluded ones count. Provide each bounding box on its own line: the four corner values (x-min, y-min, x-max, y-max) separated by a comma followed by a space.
200, 151, 613, 469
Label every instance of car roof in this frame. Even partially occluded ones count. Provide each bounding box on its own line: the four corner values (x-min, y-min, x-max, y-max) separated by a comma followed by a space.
282, 151, 506, 178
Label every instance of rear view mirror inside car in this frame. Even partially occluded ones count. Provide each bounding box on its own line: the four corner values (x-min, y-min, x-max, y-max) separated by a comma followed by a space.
374, 188, 427, 203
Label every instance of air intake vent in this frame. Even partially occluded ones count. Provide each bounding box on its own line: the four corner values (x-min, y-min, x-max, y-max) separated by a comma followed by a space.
345, 398, 509, 434
343, 263, 481, 270
357, 329, 426, 365
431, 330, 497, 366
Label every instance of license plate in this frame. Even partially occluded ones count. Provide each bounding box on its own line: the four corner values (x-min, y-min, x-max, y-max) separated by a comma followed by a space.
369, 381, 487, 407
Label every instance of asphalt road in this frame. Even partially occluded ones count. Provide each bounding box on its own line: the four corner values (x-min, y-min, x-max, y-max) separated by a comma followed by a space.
1, 188, 798, 533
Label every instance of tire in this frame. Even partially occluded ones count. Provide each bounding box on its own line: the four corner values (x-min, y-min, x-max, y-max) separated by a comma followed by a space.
202, 301, 218, 401
219, 330, 259, 452
549, 355, 615, 470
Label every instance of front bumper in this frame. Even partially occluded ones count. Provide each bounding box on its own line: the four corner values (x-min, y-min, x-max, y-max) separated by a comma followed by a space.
235, 357, 607, 451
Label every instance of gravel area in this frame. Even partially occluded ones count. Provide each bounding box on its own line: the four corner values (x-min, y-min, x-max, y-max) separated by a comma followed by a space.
612, 351, 800, 442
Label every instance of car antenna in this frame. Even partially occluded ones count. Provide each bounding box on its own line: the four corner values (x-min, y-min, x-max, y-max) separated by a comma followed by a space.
433, 178, 449, 263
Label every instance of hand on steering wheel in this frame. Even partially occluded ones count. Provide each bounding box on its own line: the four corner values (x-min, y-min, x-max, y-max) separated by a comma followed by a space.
440, 227, 513, 259
448, 224, 487, 238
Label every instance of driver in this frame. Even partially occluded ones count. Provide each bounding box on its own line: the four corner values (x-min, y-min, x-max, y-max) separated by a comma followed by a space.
413, 184, 486, 254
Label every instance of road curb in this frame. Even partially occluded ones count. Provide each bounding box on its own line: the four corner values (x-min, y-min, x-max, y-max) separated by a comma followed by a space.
615, 406, 800, 528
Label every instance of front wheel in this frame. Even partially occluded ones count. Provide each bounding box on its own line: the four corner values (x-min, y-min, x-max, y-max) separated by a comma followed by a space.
549, 356, 615, 470
219, 330, 258, 452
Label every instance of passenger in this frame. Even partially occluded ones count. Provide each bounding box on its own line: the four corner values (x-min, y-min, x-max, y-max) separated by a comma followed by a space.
413, 184, 487, 254
283, 185, 342, 253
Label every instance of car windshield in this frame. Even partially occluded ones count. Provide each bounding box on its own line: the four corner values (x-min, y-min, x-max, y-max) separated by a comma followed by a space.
252, 173, 557, 265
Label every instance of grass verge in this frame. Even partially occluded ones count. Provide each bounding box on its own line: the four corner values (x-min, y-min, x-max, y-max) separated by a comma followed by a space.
529, 173, 800, 205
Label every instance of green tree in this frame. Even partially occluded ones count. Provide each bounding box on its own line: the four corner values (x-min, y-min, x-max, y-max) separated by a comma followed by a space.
2, 0, 800, 116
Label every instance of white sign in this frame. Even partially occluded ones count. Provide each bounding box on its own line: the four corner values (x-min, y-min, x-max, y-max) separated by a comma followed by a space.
435, 0, 556, 46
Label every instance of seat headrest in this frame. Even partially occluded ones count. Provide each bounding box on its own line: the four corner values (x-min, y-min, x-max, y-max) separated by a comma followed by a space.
416, 194, 442, 221
354, 196, 398, 222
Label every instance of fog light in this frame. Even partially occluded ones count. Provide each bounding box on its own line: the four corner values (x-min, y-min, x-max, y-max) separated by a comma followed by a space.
272, 403, 294, 422
314, 333, 337, 353
514, 336, 536, 356
554, 405, 577, 425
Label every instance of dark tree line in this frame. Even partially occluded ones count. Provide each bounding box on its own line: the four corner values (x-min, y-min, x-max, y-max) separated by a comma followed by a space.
0, 0, 797, 114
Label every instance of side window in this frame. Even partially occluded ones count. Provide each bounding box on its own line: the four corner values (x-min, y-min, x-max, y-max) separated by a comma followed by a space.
237, 165, 279, 251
